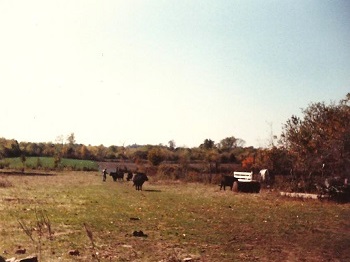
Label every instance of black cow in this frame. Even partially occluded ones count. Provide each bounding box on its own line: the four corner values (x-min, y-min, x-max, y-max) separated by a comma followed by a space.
126, 171, 133, 181
133, 172, 148, 191
109, 168, 124, 181
220, 175, 237, 191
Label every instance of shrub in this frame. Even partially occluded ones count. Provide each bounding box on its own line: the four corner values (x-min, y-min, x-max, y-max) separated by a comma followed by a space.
36, 157, 43, 169
0, 160, 10, 169
148, 148, 164, 166
157, 164, 184, 180
184, 171, 203, 183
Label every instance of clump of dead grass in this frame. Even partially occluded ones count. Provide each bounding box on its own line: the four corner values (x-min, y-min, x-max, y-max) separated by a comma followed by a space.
0, 176, 13, 188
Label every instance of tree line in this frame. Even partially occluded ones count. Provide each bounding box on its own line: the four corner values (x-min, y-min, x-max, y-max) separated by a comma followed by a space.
0, 134, 252, 166
1, 93, 349, 181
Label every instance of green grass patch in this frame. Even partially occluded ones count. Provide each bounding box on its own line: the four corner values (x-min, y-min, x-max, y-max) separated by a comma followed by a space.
0, 157, 98, 171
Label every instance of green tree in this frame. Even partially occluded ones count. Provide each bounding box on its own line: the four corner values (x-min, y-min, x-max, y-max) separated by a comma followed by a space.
219, 136, 237, 151
168, 140, 176, 151
66, 133, 76, 145
200, 139, 215, 150
281, 93, 350, 176
54, 154, 61, 169
0, 139, 21, 158
79, 145, 91, 159
254, 147, 292, 175
148, 147, 164, 166
20, 154, 26, 171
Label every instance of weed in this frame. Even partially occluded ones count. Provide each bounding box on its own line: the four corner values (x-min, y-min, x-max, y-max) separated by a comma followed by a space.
83, 223, 101, 262
18, 209, 54, 261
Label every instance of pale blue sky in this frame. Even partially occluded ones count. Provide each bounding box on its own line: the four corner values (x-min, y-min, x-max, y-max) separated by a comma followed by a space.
0, 1, 349, 148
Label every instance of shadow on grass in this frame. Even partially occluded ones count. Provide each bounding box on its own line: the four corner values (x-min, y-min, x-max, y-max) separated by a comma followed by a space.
143, 189, 162, 193
0, 170, 56, 176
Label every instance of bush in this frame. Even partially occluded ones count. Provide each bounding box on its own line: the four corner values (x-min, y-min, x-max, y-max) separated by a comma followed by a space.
148, 148, 164, 166
157, 164, 184, 180
0, 160, 10, 169
184, 171, 201, 182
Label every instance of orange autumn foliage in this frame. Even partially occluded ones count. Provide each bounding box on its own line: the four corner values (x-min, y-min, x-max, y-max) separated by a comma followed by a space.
242, 155, 254, 169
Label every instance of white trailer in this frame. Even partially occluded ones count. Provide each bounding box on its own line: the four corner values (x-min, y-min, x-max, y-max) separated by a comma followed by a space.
233, 171, 261, 193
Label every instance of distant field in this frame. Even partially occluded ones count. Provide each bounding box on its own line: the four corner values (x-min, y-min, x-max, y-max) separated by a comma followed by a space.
0, 157, 99, 171
0, 171, 349, 261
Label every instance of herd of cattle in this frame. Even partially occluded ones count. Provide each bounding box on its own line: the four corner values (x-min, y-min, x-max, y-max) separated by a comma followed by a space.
103, 167, 271, 193
103, 168, 149, 191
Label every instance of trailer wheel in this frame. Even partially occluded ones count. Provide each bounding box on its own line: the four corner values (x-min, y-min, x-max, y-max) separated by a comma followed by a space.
232, 181, 239, 192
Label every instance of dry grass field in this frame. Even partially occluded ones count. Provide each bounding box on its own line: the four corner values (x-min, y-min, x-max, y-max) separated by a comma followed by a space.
0, 171, 349, 261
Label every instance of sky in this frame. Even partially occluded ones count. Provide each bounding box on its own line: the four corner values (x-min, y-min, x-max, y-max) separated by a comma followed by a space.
0, 1, 349, 148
